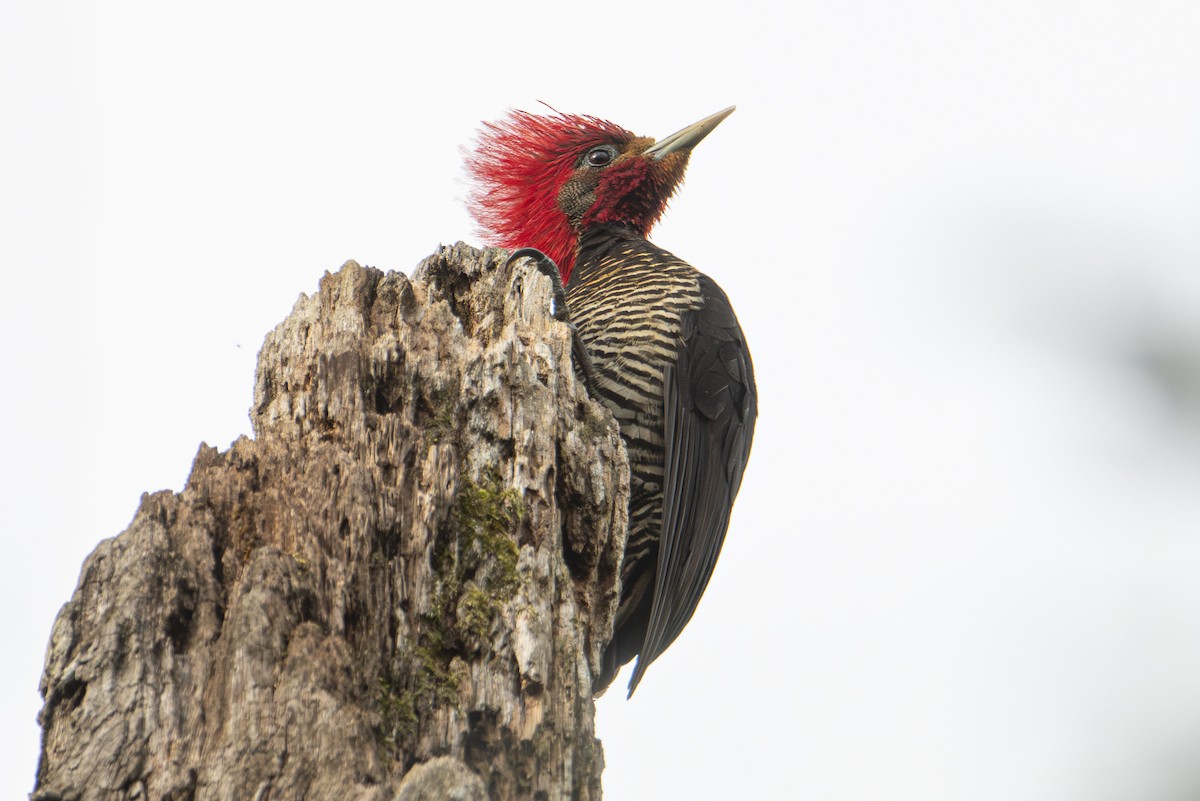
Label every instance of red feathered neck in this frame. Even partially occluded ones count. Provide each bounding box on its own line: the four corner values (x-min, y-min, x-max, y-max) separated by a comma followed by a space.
466, 110, 635, 283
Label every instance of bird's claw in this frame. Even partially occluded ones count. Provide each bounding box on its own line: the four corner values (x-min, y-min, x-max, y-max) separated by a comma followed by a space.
505, 248, 574, 320
506, 248, 601, 397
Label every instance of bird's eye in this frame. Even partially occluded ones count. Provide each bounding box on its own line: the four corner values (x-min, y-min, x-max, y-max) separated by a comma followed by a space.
584, 146, 616, 167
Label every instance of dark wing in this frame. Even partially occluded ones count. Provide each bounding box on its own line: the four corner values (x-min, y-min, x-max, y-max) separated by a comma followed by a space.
627, 273, 758, 695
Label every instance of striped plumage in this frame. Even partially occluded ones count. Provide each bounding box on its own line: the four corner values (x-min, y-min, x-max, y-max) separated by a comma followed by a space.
467, 107, 757, 696
570, 228, 705, 660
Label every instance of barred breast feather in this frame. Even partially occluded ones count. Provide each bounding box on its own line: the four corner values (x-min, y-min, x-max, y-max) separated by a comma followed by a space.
568, 224, 757, 695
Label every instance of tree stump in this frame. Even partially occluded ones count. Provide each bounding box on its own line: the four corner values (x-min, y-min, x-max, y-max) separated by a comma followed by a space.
34, 245, 629, 801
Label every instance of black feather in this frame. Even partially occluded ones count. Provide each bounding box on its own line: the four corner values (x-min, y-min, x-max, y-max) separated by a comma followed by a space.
567, 224, 757, 696
627, 275, 757, 695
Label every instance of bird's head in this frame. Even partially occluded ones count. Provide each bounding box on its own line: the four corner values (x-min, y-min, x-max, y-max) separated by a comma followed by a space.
466, 106, 734, 282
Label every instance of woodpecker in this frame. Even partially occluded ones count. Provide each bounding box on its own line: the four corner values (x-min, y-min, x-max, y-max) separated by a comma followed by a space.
466, 107, 757, 696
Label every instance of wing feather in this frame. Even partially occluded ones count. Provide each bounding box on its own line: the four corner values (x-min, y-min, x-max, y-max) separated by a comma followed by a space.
627, 274, 757, 694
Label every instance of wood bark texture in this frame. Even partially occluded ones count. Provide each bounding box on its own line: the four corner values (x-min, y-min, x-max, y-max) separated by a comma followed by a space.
34, 246, 629, 801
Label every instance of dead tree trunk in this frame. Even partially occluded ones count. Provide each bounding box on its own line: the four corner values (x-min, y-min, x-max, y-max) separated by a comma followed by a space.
34, 245, 629, 801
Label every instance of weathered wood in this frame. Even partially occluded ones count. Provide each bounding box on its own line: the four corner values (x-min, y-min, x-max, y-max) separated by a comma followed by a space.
34, 245, 629, 801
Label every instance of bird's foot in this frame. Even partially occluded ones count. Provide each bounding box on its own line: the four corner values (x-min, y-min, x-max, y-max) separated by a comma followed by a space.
505, 247, 571, 322
505, 248, 601, 396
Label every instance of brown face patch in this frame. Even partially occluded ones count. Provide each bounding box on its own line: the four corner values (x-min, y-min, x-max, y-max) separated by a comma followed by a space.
556, 137, 652, 225
556, 173, 598, 226
556, 136, 692, 235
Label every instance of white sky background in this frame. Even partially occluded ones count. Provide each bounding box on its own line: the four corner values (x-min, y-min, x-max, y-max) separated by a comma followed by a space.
4, 2, 1200, 799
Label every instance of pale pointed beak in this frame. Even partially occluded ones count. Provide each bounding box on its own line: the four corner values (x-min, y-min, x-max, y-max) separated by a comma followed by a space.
642, 106, 736, 161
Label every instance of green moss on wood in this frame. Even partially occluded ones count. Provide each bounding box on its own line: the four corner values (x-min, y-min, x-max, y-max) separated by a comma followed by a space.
452, 473, 523, 599
425, 472, 525, 649
375, 646, 461, 754
376, 472, 527, 753
376, 675, 418, 750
